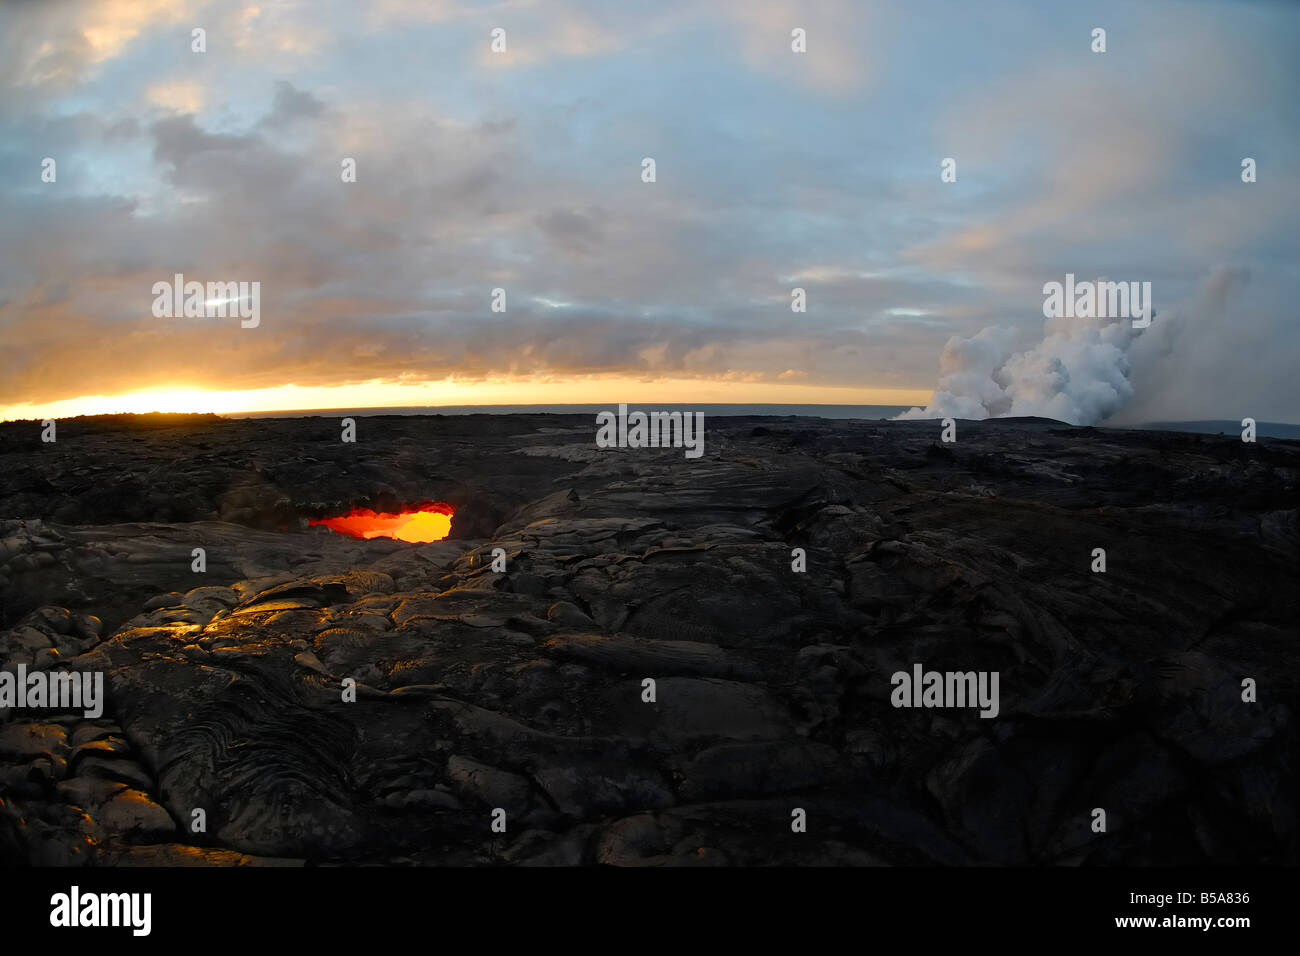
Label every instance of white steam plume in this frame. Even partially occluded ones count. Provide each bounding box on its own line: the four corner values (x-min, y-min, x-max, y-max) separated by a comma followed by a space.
897, 267, 1269, 426
896, 304, 1138, 425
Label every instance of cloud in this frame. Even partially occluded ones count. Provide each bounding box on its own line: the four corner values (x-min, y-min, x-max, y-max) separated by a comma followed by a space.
228, 2, 332, 58
475, 4, 621, 67
1, 0, 1297, 422
533, 208, 604, 254
260, 80, 326, 126
723, 0, 878, 94
151, 114, 258, 170
147, 79, 206, 113
907, 12, 1297, 290
0, 0, 195, 94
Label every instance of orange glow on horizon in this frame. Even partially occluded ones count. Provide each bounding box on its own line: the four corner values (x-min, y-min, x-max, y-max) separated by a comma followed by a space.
310, 504, 455, 543
0, 378, 934, 422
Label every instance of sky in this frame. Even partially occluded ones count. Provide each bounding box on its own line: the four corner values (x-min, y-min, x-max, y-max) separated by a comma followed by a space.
1, 0, 1297, 422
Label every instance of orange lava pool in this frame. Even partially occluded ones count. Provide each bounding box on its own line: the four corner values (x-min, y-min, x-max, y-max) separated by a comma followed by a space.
308, 503, 455, 543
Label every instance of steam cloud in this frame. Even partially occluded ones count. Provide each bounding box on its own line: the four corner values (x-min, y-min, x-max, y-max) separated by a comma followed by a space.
897, 267, 1257, 427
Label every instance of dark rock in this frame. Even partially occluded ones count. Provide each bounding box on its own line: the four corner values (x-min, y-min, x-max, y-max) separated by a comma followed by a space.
0, 412, 1295, 865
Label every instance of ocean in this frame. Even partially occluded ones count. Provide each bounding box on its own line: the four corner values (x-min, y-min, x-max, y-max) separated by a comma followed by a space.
227, 404, 917, 420
225, 405, 1300, 438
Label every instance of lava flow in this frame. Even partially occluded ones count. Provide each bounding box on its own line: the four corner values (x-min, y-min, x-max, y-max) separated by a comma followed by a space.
309, 503, 454, 543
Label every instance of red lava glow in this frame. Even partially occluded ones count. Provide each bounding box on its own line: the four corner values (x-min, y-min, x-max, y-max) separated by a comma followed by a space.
309, 503, 455, 543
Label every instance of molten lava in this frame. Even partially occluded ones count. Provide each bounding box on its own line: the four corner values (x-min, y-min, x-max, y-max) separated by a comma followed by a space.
309, 503, 454, 543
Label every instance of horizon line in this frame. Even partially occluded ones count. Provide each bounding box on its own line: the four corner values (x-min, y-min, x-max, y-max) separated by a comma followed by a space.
4, 404, 1299, 434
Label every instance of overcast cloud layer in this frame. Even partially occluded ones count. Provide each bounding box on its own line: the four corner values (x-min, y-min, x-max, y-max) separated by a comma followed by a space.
1, 0, 1297, 421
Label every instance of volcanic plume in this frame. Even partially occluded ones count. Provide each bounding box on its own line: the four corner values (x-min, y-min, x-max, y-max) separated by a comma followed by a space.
895, 267, 1265, 427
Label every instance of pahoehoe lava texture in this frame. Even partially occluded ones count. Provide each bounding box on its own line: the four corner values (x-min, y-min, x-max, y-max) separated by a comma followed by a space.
0, 412, 1296, 865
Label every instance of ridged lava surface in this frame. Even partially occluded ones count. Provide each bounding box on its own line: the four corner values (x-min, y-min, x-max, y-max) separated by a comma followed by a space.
0, 413, 1296, 865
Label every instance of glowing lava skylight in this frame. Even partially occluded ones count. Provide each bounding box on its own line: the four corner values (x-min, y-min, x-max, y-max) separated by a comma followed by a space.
309, 503, 455, 543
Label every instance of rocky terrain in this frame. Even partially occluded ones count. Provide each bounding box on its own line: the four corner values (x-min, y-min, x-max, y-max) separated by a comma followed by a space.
0, 412, 1296, 866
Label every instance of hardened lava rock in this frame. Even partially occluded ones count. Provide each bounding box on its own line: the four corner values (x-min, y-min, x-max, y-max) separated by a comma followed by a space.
0, 413, 1296, 864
